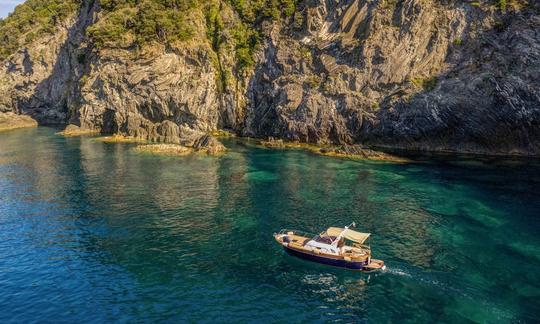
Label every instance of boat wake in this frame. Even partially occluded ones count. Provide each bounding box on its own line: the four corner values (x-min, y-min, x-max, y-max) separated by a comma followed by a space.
382, 263, 468, 298
384, 266, 413, 278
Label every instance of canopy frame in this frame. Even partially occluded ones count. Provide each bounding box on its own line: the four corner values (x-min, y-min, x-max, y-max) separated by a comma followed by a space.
325, 225, 371, 245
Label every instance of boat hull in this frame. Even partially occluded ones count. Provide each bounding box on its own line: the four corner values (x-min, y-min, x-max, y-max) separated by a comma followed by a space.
283, 245, 366, 271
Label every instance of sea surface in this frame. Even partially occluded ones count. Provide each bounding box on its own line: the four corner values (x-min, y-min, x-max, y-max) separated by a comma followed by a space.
0, 127, 539, 323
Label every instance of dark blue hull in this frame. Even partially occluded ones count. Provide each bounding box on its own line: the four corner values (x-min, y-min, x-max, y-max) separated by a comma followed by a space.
284, 246, 366, 271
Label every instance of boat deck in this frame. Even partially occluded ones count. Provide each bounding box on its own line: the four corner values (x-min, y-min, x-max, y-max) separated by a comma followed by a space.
283, 233, 310, 247
274, 228, 384, 272
276, 232, 369, 262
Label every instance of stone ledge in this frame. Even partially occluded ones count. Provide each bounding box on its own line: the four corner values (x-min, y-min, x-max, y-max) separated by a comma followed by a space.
0, 112, 38, 132
259, 138, 409, 162
56, 124, 100, 137
133, 144, 193, 156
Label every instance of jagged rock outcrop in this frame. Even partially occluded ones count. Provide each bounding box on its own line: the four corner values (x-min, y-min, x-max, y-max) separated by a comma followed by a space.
1, 0, 539, 155
244, 0, 540, 155
0, 1, 245, 144
0, 1, 97, 124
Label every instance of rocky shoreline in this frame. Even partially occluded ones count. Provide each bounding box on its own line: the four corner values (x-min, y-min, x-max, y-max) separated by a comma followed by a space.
0, 112, 38, 132
133, 138, 226, 157
133, 144, 194, 156
56, 125, 100, 137
0, 1, 538, 156
258, 138, 409, 162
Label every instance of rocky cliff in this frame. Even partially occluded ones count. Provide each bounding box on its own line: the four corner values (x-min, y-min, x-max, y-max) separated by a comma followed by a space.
1, 0, 539, 155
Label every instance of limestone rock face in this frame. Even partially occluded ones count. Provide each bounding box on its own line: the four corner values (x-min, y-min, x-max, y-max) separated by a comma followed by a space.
74, 46, 238, 141
244, 0, 540, 154
0, 1, 244, 145
1, 0, 539, 155
192, 135, 227, 155
0, 1, 97, 125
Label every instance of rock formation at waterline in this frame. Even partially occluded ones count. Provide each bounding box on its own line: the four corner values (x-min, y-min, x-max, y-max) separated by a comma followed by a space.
0, 0, 539, 155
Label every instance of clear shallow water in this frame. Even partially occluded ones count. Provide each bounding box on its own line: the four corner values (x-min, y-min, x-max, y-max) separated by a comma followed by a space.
0, 127, 539, 323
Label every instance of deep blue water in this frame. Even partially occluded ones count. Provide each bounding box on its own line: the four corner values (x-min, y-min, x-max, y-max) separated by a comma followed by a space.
0, 127, 539, 322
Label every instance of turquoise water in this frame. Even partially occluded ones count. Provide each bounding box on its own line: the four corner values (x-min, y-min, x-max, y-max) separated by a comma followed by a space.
1, 127, 539, 322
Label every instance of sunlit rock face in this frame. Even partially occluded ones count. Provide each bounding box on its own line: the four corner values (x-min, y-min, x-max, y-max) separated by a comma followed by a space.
245, 0, 540, 154
1, 0, 539, 155
0, 1, 96, 125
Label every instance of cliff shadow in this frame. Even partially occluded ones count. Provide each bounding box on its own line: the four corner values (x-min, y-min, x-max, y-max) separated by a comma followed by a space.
367, 5, 540, 155
18, 0, 98, 126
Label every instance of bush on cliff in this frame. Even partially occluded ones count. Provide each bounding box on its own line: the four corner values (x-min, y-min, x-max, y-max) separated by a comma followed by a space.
87, 0, 197, 48
0, 0, 79, 61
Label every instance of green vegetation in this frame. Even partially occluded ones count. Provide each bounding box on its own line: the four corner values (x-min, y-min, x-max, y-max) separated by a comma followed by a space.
86, 0, 298, 88
0, 0, 300, 81
228, 0, 298, 76
0, 0, 298, 90
305, 75, 322, 89
468, 0, 530, 11
0, 0, 79, 61
229, 0, 298, 22
86, 0, 198, 48
496, 0, 530, 11
87, 0, 298, 50
380, 0, 398, 10
411, 76, 438, 92
498, 0, 508, 11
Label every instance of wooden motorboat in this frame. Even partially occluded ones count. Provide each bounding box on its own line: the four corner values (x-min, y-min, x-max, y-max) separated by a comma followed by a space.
274, 223, 386, 272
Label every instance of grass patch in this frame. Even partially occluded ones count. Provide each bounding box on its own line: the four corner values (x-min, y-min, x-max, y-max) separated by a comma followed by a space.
0, 0, 79, 61
209, 130, 235, 138
410, 76, 438, 92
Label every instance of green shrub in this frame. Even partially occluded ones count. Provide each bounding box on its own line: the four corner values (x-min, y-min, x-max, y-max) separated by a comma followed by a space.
0, 0, 302, 91
498, 0, 507, 11
0, 0, 79, 61
79, 75, 88, 86
87, 0, 197, 49
410, 76, 438, 92
305, 75, 322, 89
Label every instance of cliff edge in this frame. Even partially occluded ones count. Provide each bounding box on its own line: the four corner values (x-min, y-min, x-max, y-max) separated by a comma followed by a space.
0, 0, 538, 155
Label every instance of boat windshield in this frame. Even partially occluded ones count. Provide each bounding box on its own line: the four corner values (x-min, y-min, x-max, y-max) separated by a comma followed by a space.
311, 235, 336, 244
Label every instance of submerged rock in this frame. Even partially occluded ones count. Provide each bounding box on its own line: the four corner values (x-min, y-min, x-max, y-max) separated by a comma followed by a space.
317, 145, 408, 162
259, 138, 406, 162
134, 134, 226, 157
192, 135, 227, 155
134, 144, 192, 156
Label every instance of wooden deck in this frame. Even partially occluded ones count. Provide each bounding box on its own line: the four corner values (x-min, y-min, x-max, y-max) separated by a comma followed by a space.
275, 233, 370, 262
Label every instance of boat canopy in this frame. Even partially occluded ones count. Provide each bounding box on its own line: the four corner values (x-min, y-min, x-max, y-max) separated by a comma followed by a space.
326, 227, 371, 244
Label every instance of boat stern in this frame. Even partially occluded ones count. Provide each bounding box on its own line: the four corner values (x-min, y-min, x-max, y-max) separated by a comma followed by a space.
363, 259, 386, 272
